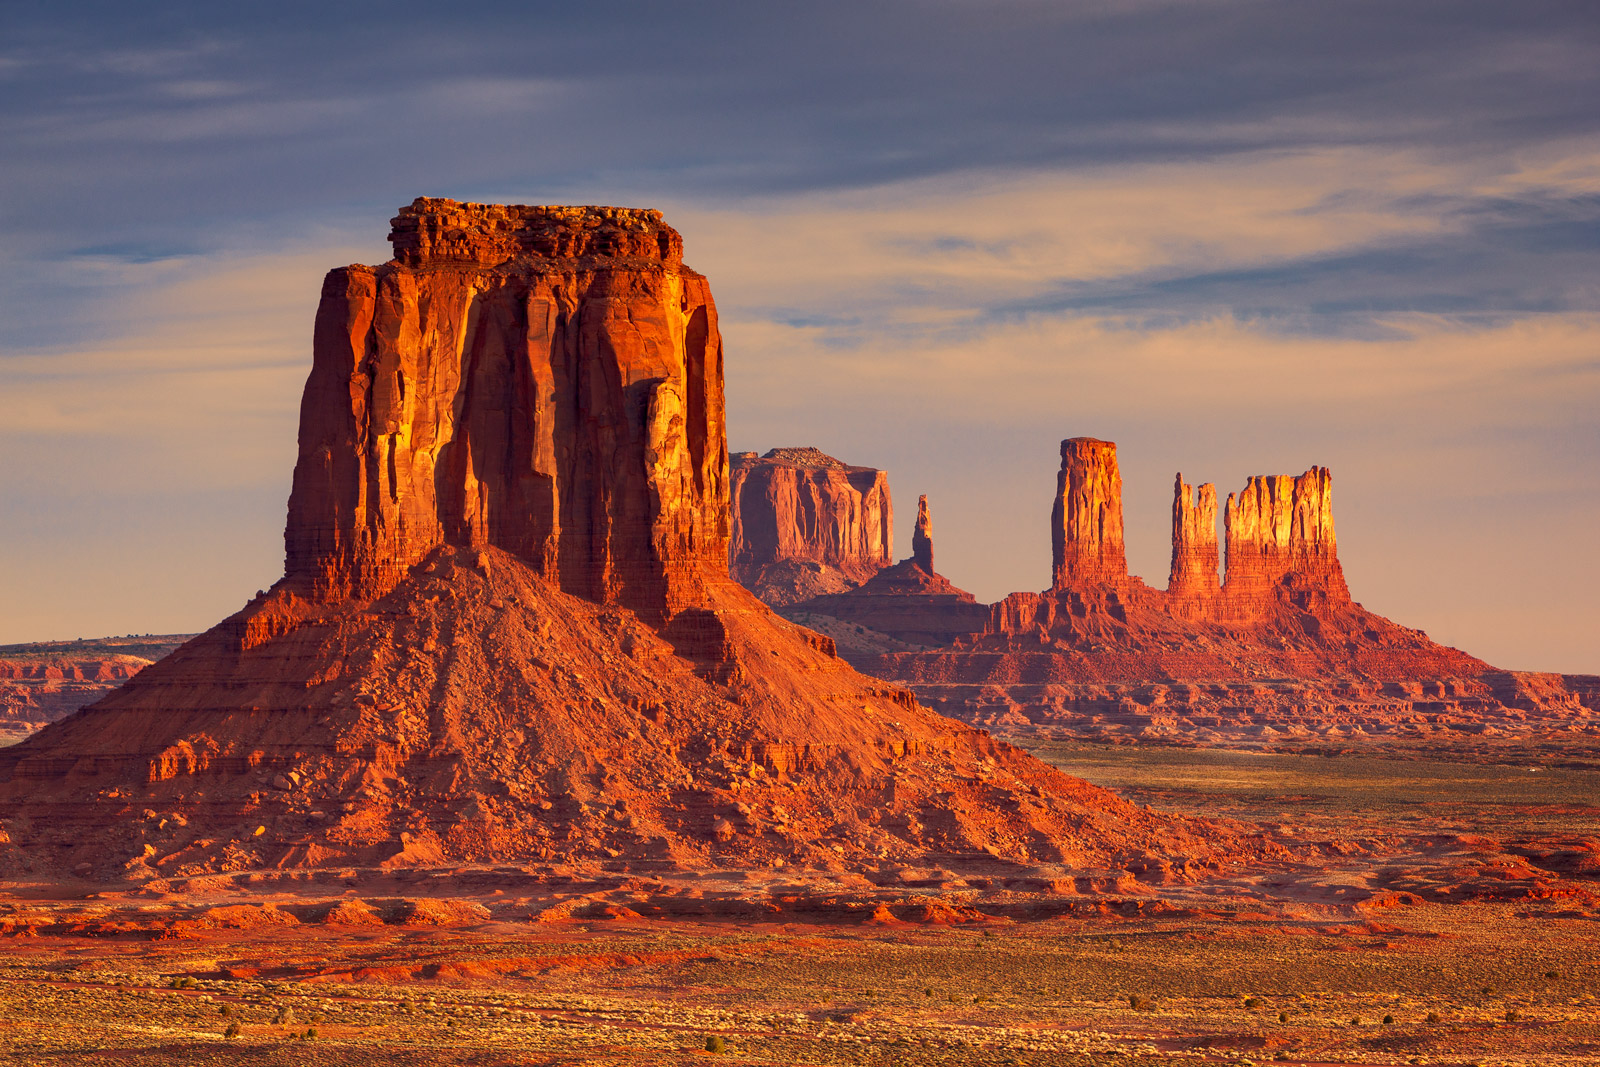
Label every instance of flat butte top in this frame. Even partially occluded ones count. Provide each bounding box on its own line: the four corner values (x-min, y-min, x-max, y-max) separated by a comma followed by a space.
734, 447, 881, 473
388, 197, 685, 269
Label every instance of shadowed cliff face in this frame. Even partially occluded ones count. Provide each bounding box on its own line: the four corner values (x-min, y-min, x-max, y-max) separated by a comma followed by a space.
285, 199, 728, 623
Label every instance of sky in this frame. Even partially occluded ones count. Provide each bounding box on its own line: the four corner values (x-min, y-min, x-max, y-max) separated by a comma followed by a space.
1, 1, 1596, 672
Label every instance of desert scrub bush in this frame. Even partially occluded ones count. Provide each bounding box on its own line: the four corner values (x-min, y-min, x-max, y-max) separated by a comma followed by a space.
703, 1035, 727, 1053
1128, 994, 1148, 1010
1244, 997, 1263, 1009
223, 1021, 241, 1040
1278, 1011, 1288, 1023
1426, 1012, 1441, 1024
1382, 1015, 1395, 1026
1505, 1009, 1521, 1023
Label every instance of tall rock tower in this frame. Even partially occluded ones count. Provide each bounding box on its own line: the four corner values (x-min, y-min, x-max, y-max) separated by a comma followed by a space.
1051, 438, 1129, 591
1168, 474, 1221, 607
911, 495, 934, 574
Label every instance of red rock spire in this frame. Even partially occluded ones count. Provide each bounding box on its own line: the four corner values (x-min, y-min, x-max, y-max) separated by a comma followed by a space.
1051, 438, 1128, 590
912, 495, 934, 574
1168, 474, 1220, 601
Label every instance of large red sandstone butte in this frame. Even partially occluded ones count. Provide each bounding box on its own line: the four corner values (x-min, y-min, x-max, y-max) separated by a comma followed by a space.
728, 447, 892, 606
0, 202, 1228, 882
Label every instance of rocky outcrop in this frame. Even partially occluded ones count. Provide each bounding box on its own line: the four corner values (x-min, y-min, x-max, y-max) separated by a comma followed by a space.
728, 448, 892, 606
912, 495, 934, 574
1222, 467, 1350, 615
1051, 438, 1128, 591
0, 202, 1211, 882
286, 198, 727, 624
1167, 475, 1220, 606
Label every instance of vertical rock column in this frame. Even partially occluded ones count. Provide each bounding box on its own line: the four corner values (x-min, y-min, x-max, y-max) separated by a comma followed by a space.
1051, 438, 1129, 591
1222, 466, 1350, 617
912, 495, 934, 574
1168, 474, 1221, 605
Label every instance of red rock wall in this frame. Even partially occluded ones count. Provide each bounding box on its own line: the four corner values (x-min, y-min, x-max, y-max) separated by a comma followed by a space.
285, 198, 728, 623
1167, 475, 1220, 606
728, 449, 892, 586
1221, 467, 1350, 615
1051, 438, 1128, 590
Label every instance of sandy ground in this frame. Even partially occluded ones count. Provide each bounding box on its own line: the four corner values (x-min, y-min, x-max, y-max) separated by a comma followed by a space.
1, 742, 1598, 1065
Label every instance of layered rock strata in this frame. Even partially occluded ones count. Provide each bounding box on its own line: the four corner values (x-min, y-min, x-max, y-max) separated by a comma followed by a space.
0, 203, 1220, 881
728, 448, 892, 606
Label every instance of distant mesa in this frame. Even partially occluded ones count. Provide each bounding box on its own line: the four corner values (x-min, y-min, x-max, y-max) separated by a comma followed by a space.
728, 447, 893, 606
0, 199, 1212, 881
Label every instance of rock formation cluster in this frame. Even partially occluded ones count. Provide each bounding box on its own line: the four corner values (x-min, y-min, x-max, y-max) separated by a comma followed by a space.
0, 201, 1221, 881
734, 436, 1598, 749
727, 448, 892, 605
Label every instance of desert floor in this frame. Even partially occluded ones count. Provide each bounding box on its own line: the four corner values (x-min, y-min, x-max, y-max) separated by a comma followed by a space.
2, 742, 1597, 1066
